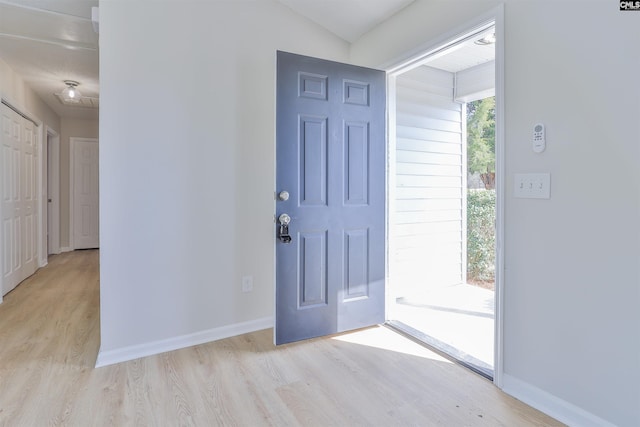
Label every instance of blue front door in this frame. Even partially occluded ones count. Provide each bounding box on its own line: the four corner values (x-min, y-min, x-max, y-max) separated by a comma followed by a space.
275, 51, 386, 345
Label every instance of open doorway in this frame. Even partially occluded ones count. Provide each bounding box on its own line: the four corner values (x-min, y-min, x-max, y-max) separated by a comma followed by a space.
46, 128, 60, 257
387, 22, 499, 379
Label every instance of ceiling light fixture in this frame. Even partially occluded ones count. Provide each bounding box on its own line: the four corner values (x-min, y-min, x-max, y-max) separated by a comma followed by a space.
61, 80, 82, 103
474, 33, 496, 45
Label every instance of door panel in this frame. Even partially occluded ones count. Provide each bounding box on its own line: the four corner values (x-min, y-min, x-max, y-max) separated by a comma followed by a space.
275, 51, 386, 345
300, 115, 328, 206
2, 106, 20, 295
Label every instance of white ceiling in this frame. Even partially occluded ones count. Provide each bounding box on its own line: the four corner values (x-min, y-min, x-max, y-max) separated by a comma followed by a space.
423, 27, 495, 73
0, 0, 493, 121
274, 0, 494, 76
276, 0, 415, 43
0, 0, 98, 120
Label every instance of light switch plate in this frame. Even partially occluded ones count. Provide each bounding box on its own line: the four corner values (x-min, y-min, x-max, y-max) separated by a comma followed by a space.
514, 173, 551, 199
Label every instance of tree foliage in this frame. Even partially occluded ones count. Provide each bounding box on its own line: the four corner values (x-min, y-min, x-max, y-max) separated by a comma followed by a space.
467, 97, 496, 286
467, 97, 495, 180
467, 189, 496, 283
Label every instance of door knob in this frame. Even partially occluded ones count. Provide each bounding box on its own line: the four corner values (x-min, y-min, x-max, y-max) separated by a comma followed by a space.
278, 191, 289, 201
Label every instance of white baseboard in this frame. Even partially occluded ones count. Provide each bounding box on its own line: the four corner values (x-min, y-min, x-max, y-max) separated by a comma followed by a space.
95, 316, 274, 368
60, 246, 72, 252
502, 374, 616, 427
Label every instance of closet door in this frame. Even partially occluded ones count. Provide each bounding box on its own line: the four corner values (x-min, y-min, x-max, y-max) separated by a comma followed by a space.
1, 105, 22, 295
1, 104, 38, 296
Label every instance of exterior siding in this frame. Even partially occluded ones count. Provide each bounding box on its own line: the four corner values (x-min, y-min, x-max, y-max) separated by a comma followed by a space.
393, 66, 464, 294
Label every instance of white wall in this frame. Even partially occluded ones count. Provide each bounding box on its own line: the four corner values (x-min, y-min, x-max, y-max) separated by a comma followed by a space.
60, 118, 99, 249
0, 57, 60, 135
98, 0, 349, 360
353, 1, 640, 426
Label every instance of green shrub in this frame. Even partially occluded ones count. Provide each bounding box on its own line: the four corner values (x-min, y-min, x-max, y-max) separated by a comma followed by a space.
467, 189, 496, 282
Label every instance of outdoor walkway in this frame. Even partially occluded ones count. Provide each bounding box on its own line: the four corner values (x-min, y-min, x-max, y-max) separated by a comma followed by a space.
390, 283, 495, 375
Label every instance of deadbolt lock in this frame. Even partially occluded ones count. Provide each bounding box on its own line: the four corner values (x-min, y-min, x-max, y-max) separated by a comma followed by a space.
278, 213, 292, 243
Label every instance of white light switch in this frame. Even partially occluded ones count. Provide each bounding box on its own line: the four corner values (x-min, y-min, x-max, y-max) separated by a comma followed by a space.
514, 173, 551, 199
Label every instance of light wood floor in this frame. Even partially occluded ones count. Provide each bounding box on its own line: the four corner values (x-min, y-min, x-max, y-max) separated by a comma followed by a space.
0, 250, 564, 426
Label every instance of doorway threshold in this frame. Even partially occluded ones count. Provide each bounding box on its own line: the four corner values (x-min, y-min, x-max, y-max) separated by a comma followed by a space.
385, 320, 493, 380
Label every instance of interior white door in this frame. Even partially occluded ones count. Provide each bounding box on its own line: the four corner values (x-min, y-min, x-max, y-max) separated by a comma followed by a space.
1, 103, 38, 295
1, 105, 22, 295
71, 138, 99, 249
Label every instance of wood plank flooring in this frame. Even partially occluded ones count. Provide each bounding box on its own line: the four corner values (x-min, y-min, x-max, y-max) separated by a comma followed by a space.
0, 250, 564, 426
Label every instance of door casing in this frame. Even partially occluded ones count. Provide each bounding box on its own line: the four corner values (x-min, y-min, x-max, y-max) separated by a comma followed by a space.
383, 6, 505, 387
46, 127, 60, 256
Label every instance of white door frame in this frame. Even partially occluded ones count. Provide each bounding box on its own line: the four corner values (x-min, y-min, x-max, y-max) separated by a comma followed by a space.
37, 122, 46, 267
69, 137, 99, 250
383, 5, 505, 387
46, 127, 60, 256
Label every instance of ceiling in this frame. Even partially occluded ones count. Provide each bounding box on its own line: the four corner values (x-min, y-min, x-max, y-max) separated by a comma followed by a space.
274, 0, 494, 72
0, 0, 493, 121
276, 0, 415, 43
0, 0, 98, 119
422, 27, 495, 73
